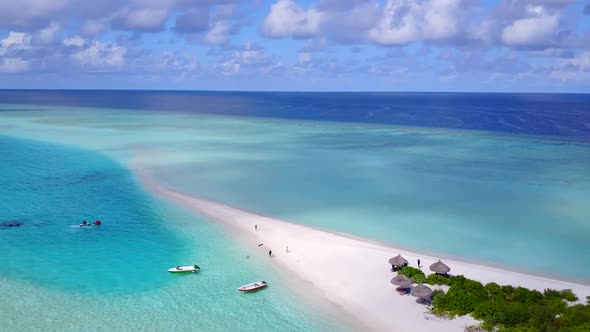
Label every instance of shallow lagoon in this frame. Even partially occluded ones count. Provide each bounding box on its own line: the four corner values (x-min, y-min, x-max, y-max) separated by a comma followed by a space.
1, 105, 590, 282
0, 134, 348, 332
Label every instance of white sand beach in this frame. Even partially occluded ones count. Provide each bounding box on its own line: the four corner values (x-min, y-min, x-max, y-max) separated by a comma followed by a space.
135, 166, 590, 332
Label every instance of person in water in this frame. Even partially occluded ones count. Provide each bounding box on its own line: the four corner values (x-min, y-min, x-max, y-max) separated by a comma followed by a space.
82, 220, 89, 226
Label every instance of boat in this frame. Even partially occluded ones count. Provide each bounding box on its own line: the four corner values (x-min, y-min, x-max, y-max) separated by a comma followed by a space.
168, 265, 200, 273
238, 281, 268, 292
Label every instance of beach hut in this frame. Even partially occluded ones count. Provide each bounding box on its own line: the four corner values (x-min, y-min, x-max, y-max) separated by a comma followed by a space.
390, 274, 413, 288
410, 284, 433, 304
388, 255, 408, 271
429, 260, 451, 275
391, 274, 413, 294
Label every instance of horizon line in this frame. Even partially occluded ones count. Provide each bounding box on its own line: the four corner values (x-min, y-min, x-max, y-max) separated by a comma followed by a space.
0, 88, 589, 95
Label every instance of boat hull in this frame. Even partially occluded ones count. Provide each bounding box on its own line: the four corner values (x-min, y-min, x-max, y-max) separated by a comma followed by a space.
238, 282, 268, 292
168, 266, 199, 273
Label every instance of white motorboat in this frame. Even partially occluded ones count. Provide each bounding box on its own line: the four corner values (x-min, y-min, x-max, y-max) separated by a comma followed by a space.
168, 265, 200, 273
238, 281, 268, 292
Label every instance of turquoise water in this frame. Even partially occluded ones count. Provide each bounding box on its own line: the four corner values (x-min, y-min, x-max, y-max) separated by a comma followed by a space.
0, 134, 350, 331
148, 120, 590, 281
1, 105, 590, 284
3, 106, 590, 281
0, 135, 187, 294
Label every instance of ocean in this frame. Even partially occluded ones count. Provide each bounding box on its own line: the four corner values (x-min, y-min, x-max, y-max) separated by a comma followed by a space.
0, 134, 347, 331
1, 90, 589, 330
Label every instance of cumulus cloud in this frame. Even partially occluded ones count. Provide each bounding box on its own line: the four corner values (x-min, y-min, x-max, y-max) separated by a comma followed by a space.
204, 21, 235, 44
0, 0, 588, 89
501, 5, 560, 47
111, 7, 170, 32
0, 0, 69, 29
0, 57, 30, 73
156, 52, 199, 74
216, 41, 273, 75
262, 0, 321, 38
550, 52, 590, 80
37, 22, 60, 44
173, 3, 243, 45
369, 0, 463, 45
66, 37, 126, 69
173, 8, 210, 34
80, 20, 106, 37
0, 32, 32, 56
63, 36, 86, 47
261, 0, 475, 45
1, 32, 33, 74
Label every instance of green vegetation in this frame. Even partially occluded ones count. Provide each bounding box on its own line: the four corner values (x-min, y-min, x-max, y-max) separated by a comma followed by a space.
398, 266, 451, 286
398, 266, 426, 283
426, 274, 590, 331
425, 272, 452, 286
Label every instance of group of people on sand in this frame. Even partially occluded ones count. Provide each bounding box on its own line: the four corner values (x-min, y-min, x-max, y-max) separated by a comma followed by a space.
80, 220, 102, 227
253, 224, 289, 259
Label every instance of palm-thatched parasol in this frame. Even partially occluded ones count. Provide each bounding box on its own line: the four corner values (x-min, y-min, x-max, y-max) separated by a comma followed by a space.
390, 274, 413, 288
388, 254, 408, 267
429, 260, 450, 274
410, 284, 433, 298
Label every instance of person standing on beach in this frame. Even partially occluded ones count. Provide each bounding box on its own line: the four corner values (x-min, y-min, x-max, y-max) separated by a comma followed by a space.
255, 224, 258, 231
286, 245, 289, 253
268, 250, 272, 258
417, 259, 421, 268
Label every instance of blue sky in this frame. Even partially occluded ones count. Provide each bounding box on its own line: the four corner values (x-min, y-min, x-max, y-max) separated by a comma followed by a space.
0, 0, 589, 92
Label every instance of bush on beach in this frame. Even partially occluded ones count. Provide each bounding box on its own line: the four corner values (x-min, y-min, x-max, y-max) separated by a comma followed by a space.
398, 266, 427, 283
429, 275, 590, 332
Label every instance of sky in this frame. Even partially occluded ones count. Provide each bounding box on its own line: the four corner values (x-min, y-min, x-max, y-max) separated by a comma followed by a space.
0, 0, 589, 92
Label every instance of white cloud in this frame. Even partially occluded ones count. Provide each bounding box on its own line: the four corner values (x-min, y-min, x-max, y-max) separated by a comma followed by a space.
298, 51, 312, 65
71, 40, 126, 68
216, 42, 273, 75
423, 0, 461, 40
37, 22, 60, 44
157, 52, 199, 73
369, 0, 462, 45
63, 36, 86, 47
204, 21, 232, 45
502, 6, 560, 47
0, 31, 32, 55
80, 20, 106, 37
0, 0, 69, 28
550, 52, 590, 80
112, 7, 169, 32
218, 60, 240, 75
262, 0, 321, 38
0, 57, 30, 73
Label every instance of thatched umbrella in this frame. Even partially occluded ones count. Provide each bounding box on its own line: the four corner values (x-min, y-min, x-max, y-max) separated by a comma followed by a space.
410, 284, 433, 301
390, 274, 413, 288
388, 254, 408, 268
429, 260, 450, 275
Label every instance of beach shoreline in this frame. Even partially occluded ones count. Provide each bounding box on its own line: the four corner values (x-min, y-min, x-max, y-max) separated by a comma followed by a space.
133, 163, 590, 332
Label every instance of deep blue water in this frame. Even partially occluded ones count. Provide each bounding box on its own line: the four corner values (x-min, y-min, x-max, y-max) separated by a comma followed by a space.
0, 135, 188, 294
0, 90, 589, 140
